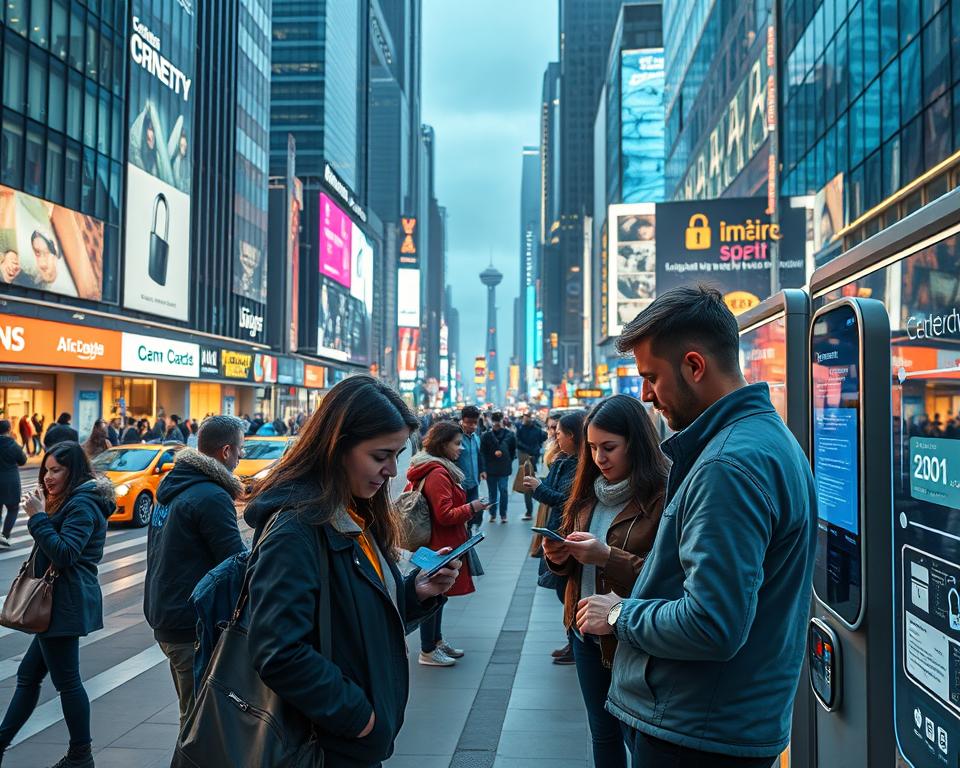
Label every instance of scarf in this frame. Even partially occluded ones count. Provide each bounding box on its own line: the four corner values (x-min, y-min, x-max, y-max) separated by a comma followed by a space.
593, 475, 632, 507
408, 451, 466, 485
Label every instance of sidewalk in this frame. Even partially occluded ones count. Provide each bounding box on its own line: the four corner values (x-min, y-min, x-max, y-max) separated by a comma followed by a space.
388, 492, 591, 768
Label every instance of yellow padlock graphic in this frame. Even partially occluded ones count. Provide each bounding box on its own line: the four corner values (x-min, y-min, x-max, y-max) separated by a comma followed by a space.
685, 214, 711, 250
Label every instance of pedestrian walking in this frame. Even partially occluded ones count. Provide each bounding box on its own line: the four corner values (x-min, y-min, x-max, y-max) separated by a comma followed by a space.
120, 417, 140, 444
106, 418, 121, 447
455, 405, 486, 533
479, 412, 516, 523
43, 413, 79, 450
143, 416, 246, 732
524, 410, 584, 664
30, 414, 44, 455
81, 420, 111, 460
165, 416, 186, 443
542, 396, 667, 768
186, 420, 199, 448
17, 416, 34, 457
406, 421, 490, 667
0, 420, 27, 547
239, 375, 460, 767
578, 287, 816, 767
515, 412, 547, 521
0, 441, 115, 768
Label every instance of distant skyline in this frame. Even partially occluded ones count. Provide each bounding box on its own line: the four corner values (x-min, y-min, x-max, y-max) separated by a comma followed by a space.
422, 0, 557, 401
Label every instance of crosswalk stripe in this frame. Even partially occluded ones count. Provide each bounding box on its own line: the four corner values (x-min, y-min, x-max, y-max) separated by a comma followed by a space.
0, 552, 148, 608
0, 570, 148, 640
0, 533, 147, 562
0, 524, 127, 551
9, 645, 167, 747
0, 613, 144, 683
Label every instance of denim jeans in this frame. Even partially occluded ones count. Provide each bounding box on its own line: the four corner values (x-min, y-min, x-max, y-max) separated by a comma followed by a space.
0, 635, 90, 749
419, 605, 444, 653
625, 727, 778, 768
486, 475, 510, 519
571, 634, 627, 768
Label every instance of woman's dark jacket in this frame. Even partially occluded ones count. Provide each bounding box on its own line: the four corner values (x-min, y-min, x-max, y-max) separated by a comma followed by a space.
0, 435, 27, 488
27, 477, 115, 637
243, 483, 444, 768
532, 454, 577, 529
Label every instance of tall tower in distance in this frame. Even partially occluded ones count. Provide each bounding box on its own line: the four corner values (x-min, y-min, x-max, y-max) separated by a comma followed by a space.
480, 265, 503, 404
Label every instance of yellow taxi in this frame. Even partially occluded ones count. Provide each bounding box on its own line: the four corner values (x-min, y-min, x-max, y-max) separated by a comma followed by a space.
235, 436, 295, 483
91, 444, 184, 526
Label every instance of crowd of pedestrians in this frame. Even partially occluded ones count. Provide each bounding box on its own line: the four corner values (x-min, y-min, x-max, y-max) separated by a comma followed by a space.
0, 286, 831, 767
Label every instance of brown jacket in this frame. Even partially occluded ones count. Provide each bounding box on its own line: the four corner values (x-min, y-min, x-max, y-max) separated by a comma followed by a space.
546, 491, 664, 666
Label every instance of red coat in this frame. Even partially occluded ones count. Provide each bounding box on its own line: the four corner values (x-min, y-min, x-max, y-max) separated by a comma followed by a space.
405, 459, 475, 597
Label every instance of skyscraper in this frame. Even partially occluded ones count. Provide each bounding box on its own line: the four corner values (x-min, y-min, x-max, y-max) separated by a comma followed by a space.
519, 146, 541, 397
480, 265, 504, 405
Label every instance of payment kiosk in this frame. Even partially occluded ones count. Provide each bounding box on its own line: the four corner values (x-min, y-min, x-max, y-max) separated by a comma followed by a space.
808, 297, 894, 767
739, 289, 813, 768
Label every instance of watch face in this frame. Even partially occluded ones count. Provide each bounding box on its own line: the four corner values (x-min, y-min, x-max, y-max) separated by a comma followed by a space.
608, 602, 623, 626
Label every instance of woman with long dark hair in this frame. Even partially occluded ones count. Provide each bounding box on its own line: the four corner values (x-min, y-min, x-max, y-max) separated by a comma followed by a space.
242, 375, 462, 767
542, 396, 668, 768
82, 419, 111, 459
524, 410, 585, 664
406, 420, 491, 667
0, 441, 115, 768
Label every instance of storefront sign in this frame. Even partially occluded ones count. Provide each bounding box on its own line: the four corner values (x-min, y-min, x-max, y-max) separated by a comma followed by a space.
121, 332, 199, 378
237, 304, 265, 342
304, 363, 325, 389
323, 163, 366, 223
221, 350, 253, 380
254, 353, 277, 384
399, 217, 418, 267
0, 314, 122, 370
277, 357, 296, 385
199, 346, 220, 377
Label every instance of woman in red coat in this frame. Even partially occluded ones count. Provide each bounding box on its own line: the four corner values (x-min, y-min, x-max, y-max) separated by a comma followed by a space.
405, 420, 491, 667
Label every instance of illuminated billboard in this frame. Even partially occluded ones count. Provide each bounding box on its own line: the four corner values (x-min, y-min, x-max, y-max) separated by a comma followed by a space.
398, 327, 419, 382
319, 192, 352, 288
0, 186, 105, 300
621, 49, 665, 203
397, 268, 421, 328
607, 203, 656, 335
124, 0, 195, 320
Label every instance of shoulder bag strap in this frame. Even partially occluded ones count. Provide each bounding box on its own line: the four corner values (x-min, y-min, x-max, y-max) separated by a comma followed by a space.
417, 477, 427, 493
231, 510, 283, 622
316, 526, 332, 658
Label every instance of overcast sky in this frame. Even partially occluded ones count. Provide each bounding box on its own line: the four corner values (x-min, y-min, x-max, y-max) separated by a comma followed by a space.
422, 0, 557, 400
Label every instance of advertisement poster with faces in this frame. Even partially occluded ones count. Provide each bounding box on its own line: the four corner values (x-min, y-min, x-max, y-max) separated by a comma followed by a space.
317, 194, 372, 364
0, 185, 105, 300
607, 203, 656, 335
123, 0, 195, 320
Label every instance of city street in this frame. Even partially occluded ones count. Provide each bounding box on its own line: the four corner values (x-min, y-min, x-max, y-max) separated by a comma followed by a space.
0, 466, 590, 768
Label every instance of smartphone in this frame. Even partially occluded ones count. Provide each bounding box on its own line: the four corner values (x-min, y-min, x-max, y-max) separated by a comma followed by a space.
530, 527, 567, 543
411, 532, 485, 576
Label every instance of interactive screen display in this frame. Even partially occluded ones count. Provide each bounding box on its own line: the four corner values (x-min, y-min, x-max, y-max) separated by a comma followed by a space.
740, 316, 788, 422
811, 304, 863, 626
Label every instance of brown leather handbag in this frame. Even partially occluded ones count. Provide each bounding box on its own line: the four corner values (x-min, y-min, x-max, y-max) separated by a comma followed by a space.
0, 547, 58, 633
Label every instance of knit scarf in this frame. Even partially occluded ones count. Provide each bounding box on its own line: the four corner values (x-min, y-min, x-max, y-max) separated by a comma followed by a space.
408, 451, 466, 486
593, 475, 632, 507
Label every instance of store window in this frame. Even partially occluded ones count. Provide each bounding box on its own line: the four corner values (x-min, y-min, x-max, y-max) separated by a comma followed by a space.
0, 373, 56, 453
103, 377, 156, 423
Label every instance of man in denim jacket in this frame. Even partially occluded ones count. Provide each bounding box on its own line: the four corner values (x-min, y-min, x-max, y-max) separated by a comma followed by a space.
577, 286, 816, 767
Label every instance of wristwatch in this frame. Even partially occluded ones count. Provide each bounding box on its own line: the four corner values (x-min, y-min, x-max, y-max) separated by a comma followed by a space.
607, 601, 624, 630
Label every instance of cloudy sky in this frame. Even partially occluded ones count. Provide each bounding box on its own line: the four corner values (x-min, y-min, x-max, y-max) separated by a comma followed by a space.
422, 0, 557, 399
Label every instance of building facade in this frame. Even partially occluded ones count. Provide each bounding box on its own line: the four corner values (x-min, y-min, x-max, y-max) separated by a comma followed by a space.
518, 146, 541, 398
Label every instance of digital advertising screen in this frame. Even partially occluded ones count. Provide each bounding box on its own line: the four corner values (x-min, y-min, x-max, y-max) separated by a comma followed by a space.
740, 316, 788, 421
811, 304, 863, 627
0, 185, 105, 300
397, 268, 421, 328
123, 0, 195, 320
621, 48, 665, 203
607, 203, 656, 335
319, 192, 352, 289
398, 327, 419, 382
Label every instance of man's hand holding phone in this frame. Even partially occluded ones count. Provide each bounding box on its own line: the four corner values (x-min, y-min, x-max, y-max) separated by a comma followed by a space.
470, 498, 493, 513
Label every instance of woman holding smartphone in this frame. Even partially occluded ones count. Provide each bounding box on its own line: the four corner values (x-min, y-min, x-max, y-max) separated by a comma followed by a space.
405, 421, 491, 667
542, 396, 667, 768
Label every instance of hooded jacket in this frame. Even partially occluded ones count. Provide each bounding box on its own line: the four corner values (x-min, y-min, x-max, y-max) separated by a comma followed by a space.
242, 482, 444, 768
144, 448, 246, 643
27, 477, 115, 637
43, 422, 78, 450
405, 452, 475, 597
0, 434, 27, 485
479, 427, 516, 477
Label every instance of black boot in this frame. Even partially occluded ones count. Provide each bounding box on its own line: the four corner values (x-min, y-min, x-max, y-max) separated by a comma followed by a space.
49, 743, 94, 768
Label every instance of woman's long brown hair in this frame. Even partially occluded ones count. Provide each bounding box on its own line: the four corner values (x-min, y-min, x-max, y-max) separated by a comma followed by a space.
561, 395, 668, 534
249, 375, 419, 556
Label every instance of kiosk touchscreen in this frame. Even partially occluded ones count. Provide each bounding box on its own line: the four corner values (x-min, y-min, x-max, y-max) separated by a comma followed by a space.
811, 304, 864, 627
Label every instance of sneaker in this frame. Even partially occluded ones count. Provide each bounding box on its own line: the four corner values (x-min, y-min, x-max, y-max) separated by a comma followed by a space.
49, 745, 94, 768
0, 536, 10, 549
500, 518, 508, 524
418, 648, 455, 667
488, 514, 496, 523
553, 650, 575, 665
437, 640, 464, 658
551, 642, 571, 658
521, 514, 532, 521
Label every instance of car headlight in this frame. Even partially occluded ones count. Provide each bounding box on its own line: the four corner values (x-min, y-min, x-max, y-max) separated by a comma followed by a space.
115, 484, 130, 498
253, 467, 272, 480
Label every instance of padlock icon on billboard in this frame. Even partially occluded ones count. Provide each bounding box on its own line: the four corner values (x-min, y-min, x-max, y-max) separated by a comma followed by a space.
148, 193, 169, 286
685, 213, 711, 250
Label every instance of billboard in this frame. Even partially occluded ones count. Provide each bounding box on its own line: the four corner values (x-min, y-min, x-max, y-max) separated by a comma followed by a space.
124, 2, 195, 320
397, 268, 421, 328
621, 49, 665, 203
319, 192, 351, 288
0, 185, 105, 300
607, 203, 657, 335
398, 327, 419, 382
655, 198, 806, 314
316, 194, 372, 364
234, 240, 267, 303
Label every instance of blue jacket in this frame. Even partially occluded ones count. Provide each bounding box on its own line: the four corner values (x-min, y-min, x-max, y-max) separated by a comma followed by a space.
532, 454, 576, 529
607, 384, 816, 758
455, 430, 484, 491
28, 477, 115, 637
